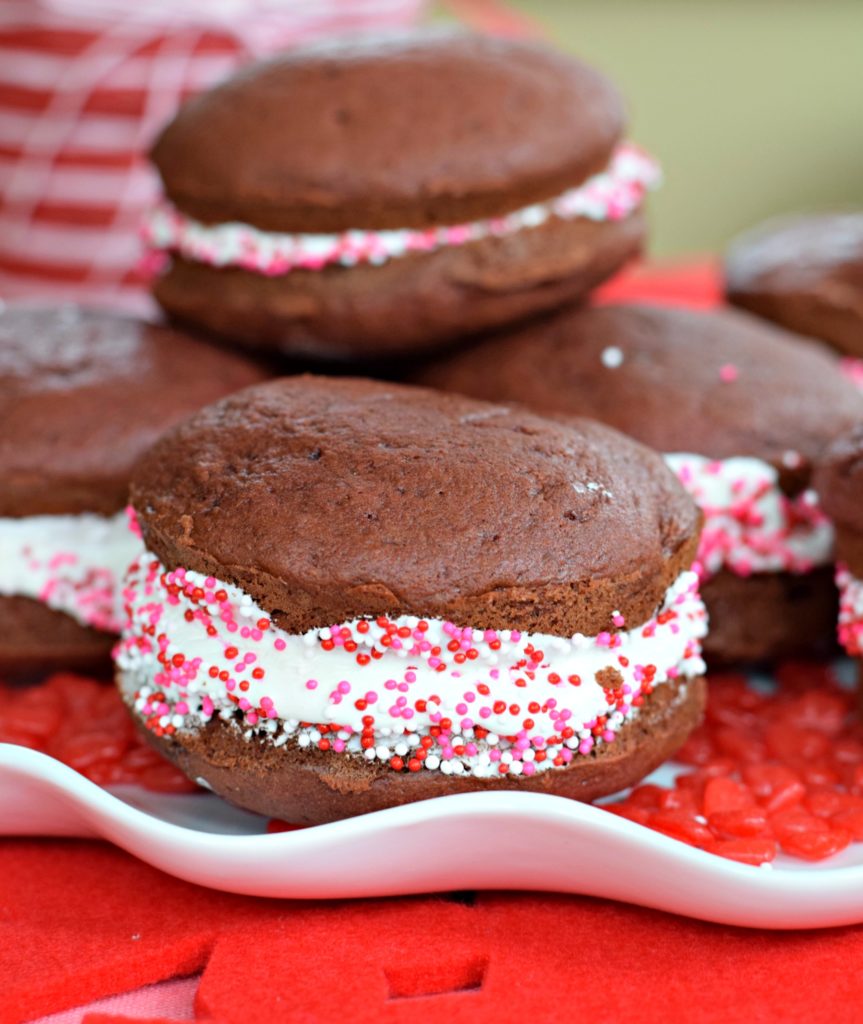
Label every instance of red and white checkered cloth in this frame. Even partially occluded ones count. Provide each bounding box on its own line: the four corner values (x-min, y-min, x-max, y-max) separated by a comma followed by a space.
0, 0, 428, 312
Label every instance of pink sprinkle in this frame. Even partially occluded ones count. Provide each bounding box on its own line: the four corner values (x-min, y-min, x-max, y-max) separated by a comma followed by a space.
719, 363, 739, 382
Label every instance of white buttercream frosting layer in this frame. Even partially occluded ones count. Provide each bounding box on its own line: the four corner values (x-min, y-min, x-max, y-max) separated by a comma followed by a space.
664, 453, 833, 579
0, 511, 142, 632
116, 553, 707, 779
836, 566, 863, 657
142, 143, 660, 277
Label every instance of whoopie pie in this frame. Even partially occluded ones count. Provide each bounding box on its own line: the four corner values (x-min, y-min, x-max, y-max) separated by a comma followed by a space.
144, 31, 658, 361
117, 376, 707, 823
416, 303, 863, 663
725, 212, 863, 358
0, 306, 269, 676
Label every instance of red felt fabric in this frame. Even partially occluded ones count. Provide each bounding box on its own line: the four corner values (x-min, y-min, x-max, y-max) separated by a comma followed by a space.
7, 262, 845, 1024
3, 839, 863, 1024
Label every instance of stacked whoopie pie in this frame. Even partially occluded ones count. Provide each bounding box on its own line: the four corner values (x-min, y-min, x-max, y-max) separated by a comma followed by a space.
4, 20, 861, 830
3, 28, 717, 823
105, 28, 718, 822
142, 30, 659, 361
0, 307, 269, 677
417, 304, 863, 663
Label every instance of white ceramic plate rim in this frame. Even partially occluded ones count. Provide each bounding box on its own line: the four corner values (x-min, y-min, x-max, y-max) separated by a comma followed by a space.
4, 743, 863, 930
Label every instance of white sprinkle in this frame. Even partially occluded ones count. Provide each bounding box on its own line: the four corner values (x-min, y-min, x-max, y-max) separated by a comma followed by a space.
601, 345, 624, 368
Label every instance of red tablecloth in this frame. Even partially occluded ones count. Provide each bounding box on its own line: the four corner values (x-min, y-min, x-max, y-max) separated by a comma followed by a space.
6, 835, 863, 1024
8, 262, 859, 1024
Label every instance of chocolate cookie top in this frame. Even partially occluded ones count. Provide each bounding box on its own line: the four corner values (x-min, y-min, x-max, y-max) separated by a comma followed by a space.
151, 30, 624, 233
725, 213, 863, 356
0, 306, 270, 517
131, 376, 699, 636
416, 303, 863, 490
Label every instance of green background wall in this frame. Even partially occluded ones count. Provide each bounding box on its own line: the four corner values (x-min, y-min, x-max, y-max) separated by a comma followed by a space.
446, 1, 863, 257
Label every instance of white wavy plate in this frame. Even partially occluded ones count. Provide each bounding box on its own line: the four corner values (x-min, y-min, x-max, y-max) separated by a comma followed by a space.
3, 742, 863, 929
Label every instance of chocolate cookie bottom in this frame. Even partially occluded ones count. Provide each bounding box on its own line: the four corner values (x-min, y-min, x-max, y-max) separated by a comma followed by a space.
701, 566, 838, 665
132, 675, 706, 824
0, 595, 114, 680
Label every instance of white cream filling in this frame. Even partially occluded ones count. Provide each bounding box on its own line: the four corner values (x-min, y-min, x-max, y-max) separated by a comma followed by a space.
142, 143, 660, 275
837, 566, 863, 657
664, 453, 833, 578
0, 511, 142, 632
116, 555, 707, 778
